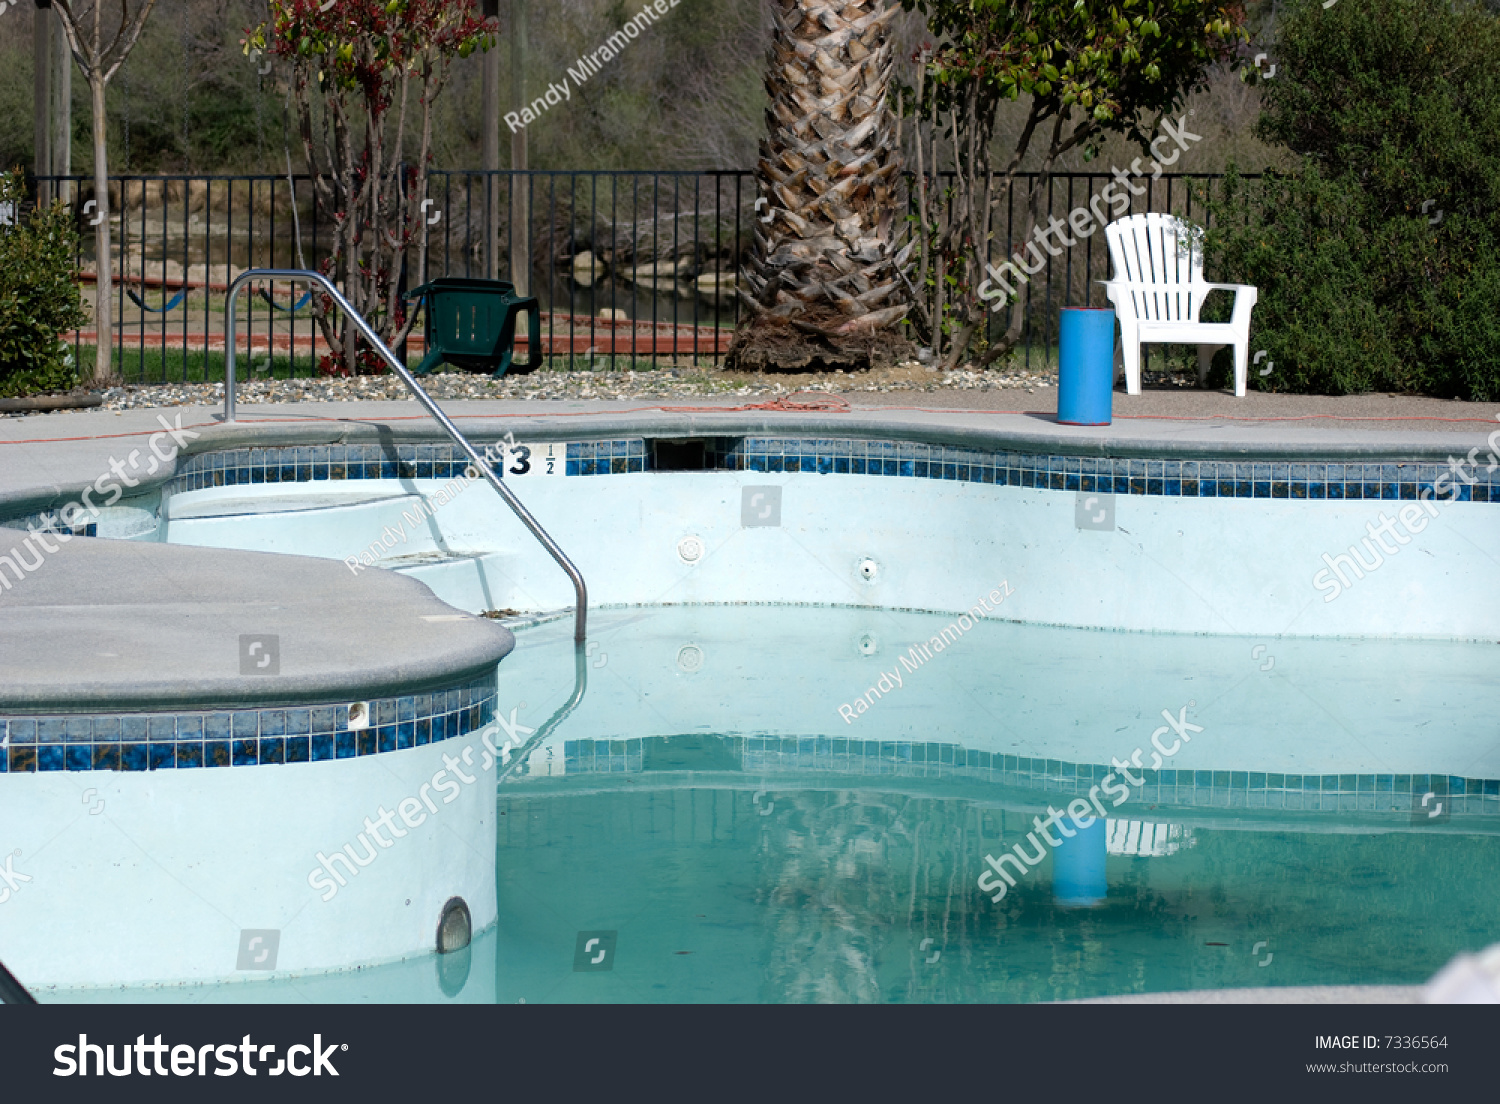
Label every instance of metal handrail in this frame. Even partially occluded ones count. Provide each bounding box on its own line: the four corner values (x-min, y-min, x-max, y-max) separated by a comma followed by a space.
222, 269, 587, 643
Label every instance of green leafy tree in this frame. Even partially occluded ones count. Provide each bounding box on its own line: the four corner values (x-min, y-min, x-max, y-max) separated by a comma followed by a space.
900, 0, 1248, 368
246, 0, 496, 376
1202, 0, 1500, 398
0, 170, 89, 398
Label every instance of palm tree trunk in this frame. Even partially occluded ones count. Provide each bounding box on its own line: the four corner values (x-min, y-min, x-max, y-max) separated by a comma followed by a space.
727, 0, 913, 372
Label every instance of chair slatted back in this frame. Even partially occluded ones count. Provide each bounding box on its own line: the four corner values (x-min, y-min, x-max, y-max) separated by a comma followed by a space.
1104, 213, 1208, 323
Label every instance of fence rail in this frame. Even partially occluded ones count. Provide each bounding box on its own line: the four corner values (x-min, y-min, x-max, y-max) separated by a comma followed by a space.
33, 168, 1254, 384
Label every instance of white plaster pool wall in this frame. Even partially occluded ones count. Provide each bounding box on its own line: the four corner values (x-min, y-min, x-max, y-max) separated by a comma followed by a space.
162, 469, 1500, 640
496, 607, 1500, 781
0, 728, 498, 989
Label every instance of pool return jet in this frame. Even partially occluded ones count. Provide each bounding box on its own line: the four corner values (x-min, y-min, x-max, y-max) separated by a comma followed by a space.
220, 269, 587, 644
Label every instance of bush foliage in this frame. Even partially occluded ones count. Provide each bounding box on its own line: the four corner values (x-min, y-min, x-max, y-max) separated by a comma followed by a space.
1202, 0, 1500, 399
0, 168, 87, 398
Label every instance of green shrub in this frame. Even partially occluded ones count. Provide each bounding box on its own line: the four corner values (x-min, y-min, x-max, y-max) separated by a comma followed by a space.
0, 168, 88, 398
1201, 0, 1500, 399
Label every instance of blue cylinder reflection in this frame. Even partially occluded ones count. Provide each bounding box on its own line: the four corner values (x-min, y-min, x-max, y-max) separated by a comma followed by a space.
1053, 819, 1107, 907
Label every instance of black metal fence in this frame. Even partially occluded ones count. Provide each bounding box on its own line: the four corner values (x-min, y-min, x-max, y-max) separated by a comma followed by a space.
34, 168, 1251, 384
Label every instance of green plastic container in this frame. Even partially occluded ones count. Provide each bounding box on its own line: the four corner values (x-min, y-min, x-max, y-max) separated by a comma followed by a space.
405, 277, 540, 378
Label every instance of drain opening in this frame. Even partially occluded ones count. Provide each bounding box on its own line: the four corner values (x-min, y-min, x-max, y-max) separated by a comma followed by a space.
437, 897, 472, 955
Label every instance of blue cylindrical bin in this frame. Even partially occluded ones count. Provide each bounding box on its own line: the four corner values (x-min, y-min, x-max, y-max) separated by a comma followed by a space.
1057, 307, 1116, 426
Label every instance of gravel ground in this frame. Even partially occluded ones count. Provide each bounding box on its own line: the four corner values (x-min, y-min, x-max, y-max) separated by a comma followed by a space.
71, 361, 1080, 413
0, 358, 1208, 417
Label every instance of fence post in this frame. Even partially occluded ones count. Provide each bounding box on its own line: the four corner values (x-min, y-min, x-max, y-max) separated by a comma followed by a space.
509, 0, 530, 299
33, 6, 51, 205
483, 0, 500, 282
398, 162, 409, 367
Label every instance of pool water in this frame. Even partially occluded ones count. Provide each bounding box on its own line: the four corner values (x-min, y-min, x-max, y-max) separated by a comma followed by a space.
483, 603, 1499, 1002
488, 789, 1500, 1003
43, 604, 1500, 1002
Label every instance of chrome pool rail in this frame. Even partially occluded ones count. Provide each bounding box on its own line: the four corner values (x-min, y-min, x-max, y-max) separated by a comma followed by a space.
222, 269, 587, 643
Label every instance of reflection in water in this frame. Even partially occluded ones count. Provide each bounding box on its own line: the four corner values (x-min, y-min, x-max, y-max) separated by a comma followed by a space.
47, 603, 1498, 1003
756, 791, 936, 1004
493, 785, 1500, 1004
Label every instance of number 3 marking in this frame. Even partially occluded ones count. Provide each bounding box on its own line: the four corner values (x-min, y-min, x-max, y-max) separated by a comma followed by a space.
508, 445, 531, 476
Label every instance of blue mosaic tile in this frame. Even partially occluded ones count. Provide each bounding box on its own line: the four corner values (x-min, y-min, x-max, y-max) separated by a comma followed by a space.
154, 436, 1459, 505
0, 671, 496, 773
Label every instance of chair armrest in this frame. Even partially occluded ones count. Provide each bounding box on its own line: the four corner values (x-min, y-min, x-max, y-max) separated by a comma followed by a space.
1201, 282, 1259, 324
498, 296, 542, 375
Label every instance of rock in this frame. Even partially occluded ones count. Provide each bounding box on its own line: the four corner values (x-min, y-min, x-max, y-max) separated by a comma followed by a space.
626, 275, 690, 293
130, 259, 187, 285
185, 263, 245, 288
598, 308, 630, 322
572, 250, 606, 287
695, 271, 739, 297
626, 259, 691, 281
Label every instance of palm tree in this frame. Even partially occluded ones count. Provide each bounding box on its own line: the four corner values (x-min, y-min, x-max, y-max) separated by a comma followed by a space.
727, 0, 913, 372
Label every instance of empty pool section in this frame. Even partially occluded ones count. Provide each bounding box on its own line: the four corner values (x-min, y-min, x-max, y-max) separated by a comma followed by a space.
102, 409, 1500, 639
0, 526, 513, 989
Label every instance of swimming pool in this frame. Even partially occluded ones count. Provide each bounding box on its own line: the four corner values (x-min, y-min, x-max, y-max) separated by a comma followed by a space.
4, 412, 1497, 999
36, 603, 1500, 1002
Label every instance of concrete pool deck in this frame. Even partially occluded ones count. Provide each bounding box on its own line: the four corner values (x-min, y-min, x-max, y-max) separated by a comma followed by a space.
0, 524, 515, 712
3, 391, 1498, 513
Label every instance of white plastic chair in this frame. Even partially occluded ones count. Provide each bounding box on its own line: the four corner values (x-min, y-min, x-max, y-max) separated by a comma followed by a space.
1099, 213, 1258, 397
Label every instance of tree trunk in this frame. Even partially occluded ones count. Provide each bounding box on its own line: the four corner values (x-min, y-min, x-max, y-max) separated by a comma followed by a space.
726, 0, 914, 373
89, 75, 111, 383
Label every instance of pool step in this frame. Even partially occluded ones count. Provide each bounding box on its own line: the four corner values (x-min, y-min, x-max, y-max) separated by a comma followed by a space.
166, 487, 416, 520
161, 491, 523, 614
382, 551, 520, 614
164, 489, 455, 560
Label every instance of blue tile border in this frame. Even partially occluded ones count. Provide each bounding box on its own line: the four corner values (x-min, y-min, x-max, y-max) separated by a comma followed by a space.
560, 736, 1500, 817
135, 439, 1500, 506
0, 510, 98, 538
5, 438, 1490, 533
0, 672, 496, 774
